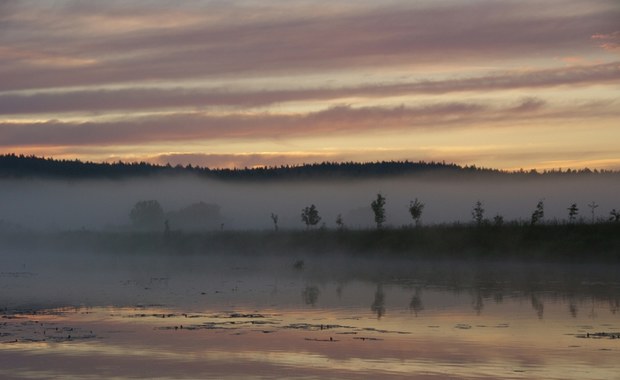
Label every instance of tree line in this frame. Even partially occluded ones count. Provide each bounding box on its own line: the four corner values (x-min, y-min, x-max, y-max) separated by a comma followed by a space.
294, 195, 620, 230
2, 154, 618, 181
130, 195, 620, 232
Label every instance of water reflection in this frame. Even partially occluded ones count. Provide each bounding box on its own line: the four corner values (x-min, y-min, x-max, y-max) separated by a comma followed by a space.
302, 286, 320, 306
370, 284, 385, 319
531, 294, 545, 319
472, 291, 484, 315
493, 292, 503, 304
569, 302, 578, 318
409, 288, 423, 316
1, 251, 620, 379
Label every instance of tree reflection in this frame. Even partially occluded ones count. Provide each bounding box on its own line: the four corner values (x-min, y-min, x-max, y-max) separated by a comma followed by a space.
336, 281, 345, 299
371, 284, 386, 319
472, 292, 484, 315
493, 292, 503, 304
296, 260, 619, 321
303, 286, 320, 306
568, 302, 578, 318
409, 288, 424, 316
531, 294, 544, 319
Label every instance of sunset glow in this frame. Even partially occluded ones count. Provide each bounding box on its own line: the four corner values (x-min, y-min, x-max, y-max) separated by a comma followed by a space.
1, 0, 619, 169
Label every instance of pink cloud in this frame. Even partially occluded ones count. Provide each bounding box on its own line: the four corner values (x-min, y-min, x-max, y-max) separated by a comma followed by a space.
1, 1, 618, 91
592, 31, 620, 52
1, 62, 617, 115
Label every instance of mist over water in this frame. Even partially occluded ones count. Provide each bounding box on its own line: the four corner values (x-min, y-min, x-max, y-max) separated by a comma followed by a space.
2, 174, 619, 380
1, 175, 619, 231
1, 245, 619, 380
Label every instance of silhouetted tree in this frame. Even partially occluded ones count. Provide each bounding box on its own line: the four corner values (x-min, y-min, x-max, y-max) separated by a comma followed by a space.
588, 201, 599, 223
293, 259, 304, 270
567, 203, 579, 223
493, 214, 504, 226
371, 193, 386, 229
408, 198, 424, 227
164, 219, 170, 234
130, 200, 165, 231
165, 201, 224, 231
335, 214, 344, 230
472, 201, 485, 225
301, 204, 321, 229
609, 209, 620, 223
530, 200, 544, 225
271, 213, 279, 231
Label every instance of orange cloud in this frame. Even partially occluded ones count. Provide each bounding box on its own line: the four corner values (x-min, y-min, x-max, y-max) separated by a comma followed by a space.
2, 98, 618, 148
143, 152, 345, 169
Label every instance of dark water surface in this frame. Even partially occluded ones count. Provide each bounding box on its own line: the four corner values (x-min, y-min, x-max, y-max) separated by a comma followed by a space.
1, 251, 619, 379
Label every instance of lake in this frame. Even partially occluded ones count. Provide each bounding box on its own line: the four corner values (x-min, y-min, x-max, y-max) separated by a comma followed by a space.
1, 250, 619, 379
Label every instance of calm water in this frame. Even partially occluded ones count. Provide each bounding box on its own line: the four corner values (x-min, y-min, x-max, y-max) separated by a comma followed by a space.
1, 250, 619, 379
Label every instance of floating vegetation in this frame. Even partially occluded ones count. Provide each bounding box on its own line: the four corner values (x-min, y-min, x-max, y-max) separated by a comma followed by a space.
156, 323, 230, 331
122, 313, 177, 319
454, 324, 472, 330
228, 313, 266, 319
284, 323, 354, 331
577, 332, 620, 340
359, 327, 411, 335
0, 315, 98, 344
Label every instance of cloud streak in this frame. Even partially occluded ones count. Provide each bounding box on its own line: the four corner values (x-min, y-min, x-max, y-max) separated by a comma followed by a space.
1, 61, 618, 115
1, 99, 617, 148
1, 1, 618, 91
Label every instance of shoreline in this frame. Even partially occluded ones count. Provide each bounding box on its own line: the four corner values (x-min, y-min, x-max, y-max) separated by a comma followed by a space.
2, 223, 619, 262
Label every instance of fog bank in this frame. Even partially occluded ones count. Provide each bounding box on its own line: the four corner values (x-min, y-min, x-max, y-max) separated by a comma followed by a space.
0, 175, 618, 231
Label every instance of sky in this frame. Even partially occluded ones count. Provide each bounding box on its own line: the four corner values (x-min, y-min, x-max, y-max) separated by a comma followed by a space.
1, 0, 619, 170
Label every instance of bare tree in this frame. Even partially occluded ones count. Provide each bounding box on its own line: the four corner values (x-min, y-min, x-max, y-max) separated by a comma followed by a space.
588, 201, 599, 223
271, 213, 279, 231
